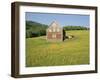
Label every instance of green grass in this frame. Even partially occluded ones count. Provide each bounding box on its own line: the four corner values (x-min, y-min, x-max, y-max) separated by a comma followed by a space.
26, 30, 89, 67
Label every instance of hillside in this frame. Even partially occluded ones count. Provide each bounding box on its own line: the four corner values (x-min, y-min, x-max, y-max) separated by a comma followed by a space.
26, 21, 48, 38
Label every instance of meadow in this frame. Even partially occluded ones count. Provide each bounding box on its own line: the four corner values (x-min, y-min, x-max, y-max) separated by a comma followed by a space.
26, 30, 89, 67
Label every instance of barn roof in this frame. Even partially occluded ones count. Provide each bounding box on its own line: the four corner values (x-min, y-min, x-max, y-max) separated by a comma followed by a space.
48, 21, 62, 29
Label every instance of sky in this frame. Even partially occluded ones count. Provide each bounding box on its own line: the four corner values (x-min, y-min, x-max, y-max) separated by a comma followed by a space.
25, 12, 90, 27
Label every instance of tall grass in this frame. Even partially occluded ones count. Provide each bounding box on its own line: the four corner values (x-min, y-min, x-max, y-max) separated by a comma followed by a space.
26, 30, 89, 67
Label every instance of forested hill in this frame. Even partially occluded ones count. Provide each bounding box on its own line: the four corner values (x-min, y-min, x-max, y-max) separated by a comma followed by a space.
26, 21, 48, 38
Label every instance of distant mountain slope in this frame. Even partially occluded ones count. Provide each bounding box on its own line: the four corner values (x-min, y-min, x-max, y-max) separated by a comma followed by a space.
26, 21, 48, 38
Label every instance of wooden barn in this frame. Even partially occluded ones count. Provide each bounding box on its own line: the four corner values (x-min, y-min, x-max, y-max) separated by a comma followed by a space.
46, 21, 65, 41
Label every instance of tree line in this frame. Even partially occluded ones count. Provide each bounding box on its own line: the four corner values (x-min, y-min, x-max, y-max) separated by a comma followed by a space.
63, 26, 89, 31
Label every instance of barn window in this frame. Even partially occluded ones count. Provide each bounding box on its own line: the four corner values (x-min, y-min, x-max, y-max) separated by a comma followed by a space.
49, 29, 52, 32
57, 29, 60, 32
53, 28, 56, 32
52, 34, 56, 38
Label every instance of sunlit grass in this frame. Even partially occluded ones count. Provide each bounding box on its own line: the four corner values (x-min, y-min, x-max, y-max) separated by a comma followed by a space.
26, 30, 89, 67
